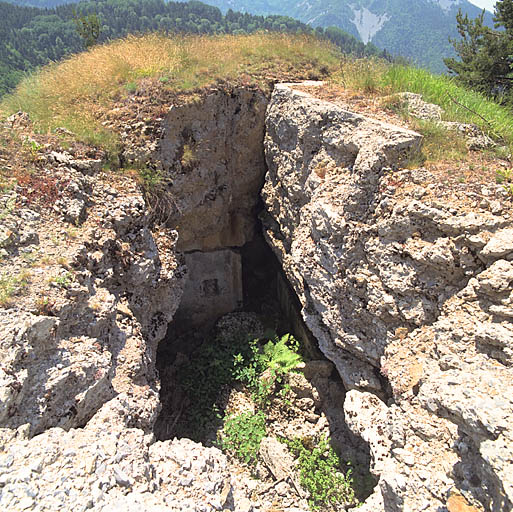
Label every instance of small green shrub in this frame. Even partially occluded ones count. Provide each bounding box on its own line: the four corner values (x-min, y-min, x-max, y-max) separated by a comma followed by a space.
233, 332, 303, 406
181, 143, 197, 168
284, 435, 357, 510
218, 411, 266, 465
496, 168, 513, 196
124, 81, 138, 93
52, 272, 73, 288
137, 166, 165, 192
496, 168, 512, 184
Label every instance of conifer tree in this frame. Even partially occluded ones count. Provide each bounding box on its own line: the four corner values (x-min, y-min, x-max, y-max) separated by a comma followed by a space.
72, 9, 101, 49
445, 1, 513, 101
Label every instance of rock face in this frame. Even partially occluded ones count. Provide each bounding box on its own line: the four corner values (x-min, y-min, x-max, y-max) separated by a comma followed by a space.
0, 171, 185, 438
172, 249, 243, 331
1, 82, 512, 512
262, 83, 513, 512
157, 87, 269, 253
263, 83, 423, 380
143, 86, 268, 332
0, 425, 261, 512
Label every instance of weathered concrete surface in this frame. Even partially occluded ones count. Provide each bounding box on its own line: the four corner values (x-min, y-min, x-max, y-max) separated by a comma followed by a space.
158, 87, 269, 252
173, 249, 243, 331
262, 83, 513, 512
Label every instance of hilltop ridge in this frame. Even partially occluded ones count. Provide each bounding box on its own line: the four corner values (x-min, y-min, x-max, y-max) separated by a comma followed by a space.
197, 0, 494, 71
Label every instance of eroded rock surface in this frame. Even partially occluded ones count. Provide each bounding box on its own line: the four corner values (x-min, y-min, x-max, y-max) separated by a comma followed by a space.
151, 87, 268, 252
1, 82, 512, 512
262, 83, 513, 512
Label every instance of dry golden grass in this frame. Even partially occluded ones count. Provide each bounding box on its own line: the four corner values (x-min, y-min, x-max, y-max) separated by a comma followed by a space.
1, 32, 340, 150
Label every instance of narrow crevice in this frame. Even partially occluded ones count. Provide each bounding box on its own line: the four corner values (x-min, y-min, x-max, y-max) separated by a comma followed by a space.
152, 88, 377, 506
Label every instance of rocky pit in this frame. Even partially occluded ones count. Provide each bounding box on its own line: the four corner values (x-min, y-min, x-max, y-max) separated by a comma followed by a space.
0, 82, 512, 512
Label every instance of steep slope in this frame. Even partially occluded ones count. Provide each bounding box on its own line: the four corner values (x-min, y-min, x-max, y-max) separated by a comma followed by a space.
199, 0, 494, 71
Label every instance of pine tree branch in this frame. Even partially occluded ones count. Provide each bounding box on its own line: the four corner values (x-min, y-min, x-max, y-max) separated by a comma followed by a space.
447, 93, 492, 127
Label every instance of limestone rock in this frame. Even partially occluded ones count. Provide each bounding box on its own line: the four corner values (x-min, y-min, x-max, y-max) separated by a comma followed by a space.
156, 87, 269, 252
480, 228, 513, 259
396, 92, 443, 120
259, 437, 295, 481
344, 390, 391, 475
262, 83, 513, 512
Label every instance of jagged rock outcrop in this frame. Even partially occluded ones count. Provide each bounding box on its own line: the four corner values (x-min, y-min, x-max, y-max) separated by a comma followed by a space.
262, 83, 513, 512
119, 86, 269, 253
0, 424, 262, 512
1, 82, 512, 512
0, 131, 186, 436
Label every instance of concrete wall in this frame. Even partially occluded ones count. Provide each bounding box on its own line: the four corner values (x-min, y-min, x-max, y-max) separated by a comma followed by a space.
172, 249, 243, 332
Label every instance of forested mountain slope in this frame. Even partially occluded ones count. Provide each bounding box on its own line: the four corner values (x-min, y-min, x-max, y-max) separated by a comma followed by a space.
198, 0, 494, 71
0, 0, 382, 97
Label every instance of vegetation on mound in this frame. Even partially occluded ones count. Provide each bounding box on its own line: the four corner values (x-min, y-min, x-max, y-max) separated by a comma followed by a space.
0, 0, 383, 97
337, 57, 513, 157
1, 32, 340, 151
173, 328, 304, 441
284, 435, 356, 510
2, 29, 511, 194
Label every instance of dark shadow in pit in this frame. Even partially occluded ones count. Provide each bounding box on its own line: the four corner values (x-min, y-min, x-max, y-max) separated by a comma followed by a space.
154, 230, 376, 502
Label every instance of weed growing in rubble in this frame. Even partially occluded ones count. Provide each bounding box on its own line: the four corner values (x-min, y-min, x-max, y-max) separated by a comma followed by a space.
218, 411, 266, 465
175, 330, 302, 441
284, 435, 357, 510
180, 143, 197, 169
496, 168, 513, 197
52, 272, 73, 289
233, 332, 303, 406
0, 271, 30, 307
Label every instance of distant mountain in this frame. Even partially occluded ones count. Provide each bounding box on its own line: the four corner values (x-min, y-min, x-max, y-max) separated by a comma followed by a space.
197, 0, 494, 71
3, 0, 72, 6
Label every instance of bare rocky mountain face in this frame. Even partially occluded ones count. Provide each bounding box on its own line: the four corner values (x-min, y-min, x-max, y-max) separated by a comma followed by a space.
0, 82, 511, 512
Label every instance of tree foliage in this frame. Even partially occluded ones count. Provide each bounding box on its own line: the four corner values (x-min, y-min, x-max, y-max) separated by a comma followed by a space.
72, 8, 100, 48
445, 0, 513, 101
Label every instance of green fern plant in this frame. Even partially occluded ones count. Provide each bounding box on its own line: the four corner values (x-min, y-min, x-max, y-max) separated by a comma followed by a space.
262, 333, 303, 374
233, 332, 303, 406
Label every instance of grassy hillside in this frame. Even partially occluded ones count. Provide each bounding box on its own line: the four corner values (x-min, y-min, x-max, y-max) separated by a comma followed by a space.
196, 0, 494, 73
3, 31, 513, 169
0, 0, 384, 97
336, 59, 513, 150
1, 32, 341, 150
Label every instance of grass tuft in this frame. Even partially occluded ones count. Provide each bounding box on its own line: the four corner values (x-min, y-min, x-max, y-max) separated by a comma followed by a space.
0, 271, 30, 308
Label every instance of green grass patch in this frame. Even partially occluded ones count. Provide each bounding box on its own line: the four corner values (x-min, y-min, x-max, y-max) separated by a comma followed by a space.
0, 271, 30, 308
337, 58, 513, 152
408, 118, 468, 164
